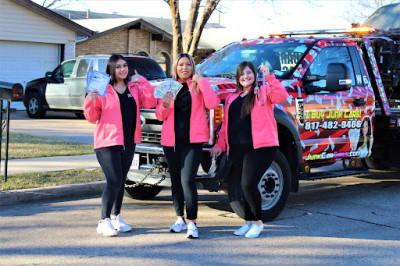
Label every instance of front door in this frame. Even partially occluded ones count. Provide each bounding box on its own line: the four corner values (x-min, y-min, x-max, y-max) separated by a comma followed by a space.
46, 59, 76, 109
300, 44, 371, 163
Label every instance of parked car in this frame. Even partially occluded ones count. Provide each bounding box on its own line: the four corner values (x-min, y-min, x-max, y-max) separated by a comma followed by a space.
23, 54, 166, 118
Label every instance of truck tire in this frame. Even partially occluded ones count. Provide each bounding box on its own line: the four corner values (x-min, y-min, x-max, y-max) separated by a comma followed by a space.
362, 156, 390, 170
124, 181, 163, 200
228, 149, 291, 222
75, 113, 85, 119
26, 92, 46, 118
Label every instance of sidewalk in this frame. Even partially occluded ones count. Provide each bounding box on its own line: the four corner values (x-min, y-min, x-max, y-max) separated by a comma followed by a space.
0, 154, 105, 206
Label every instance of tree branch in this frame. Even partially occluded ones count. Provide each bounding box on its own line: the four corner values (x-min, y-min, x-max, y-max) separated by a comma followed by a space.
188, 0, 220, 56
183, 0, 201, 53
168, 0, 183, 59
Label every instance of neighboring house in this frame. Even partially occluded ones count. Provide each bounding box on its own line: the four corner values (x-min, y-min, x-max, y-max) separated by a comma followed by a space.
54, 9, 230, 76
0, 0, 93, 88
363, 3, 400, 30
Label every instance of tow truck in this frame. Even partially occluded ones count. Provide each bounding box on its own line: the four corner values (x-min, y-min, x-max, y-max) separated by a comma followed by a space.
126, 26, 400, 221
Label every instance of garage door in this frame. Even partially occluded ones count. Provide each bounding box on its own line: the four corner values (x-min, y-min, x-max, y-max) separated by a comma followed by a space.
0, 40, 60, 87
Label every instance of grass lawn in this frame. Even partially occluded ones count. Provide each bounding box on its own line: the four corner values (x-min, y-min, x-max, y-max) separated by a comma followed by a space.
1, 131, 94, 159
0, 168, 104, 191
0, 131, 100, 191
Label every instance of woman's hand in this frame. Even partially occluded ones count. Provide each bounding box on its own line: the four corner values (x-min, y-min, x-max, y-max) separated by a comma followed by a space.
258, 65, 270, 77
130, 69, 141, 83
191, 70, 203, 96
162, 92, 173, 108
88, 90, 98, 101
192, 70, 203, 83
210, 147, 222, 158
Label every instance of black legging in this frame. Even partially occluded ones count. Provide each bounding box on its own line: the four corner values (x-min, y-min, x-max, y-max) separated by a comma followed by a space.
95, 145, 135, 220
229, 144, 276, 221
163, 142, 202, 220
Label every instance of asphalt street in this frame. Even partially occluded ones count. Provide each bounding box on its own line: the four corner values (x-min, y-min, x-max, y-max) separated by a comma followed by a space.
1, 110, 400, 265
1, 172, 400, 265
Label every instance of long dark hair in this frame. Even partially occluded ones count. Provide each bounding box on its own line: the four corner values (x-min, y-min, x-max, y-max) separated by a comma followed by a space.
357, 117, 372, 150
106, 54, 129, 86
235, 61, 258, 119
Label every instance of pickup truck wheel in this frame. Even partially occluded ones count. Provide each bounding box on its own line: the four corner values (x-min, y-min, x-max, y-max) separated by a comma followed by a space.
124, 181, 163, 200
228, 149, 291, 222
362, 156, 390, 170
75, 113, 85, 119
26, 93, 46, 118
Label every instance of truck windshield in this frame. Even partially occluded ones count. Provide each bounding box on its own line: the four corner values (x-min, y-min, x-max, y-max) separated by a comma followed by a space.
198, 41, 312, 79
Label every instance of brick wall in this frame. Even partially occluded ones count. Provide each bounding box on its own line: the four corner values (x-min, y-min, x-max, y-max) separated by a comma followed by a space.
76, 29, 129, 56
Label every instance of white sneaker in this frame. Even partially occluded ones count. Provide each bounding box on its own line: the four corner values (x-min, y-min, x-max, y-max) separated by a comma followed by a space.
111, 214, 132, 232
245, 223, 264, 238
169, 217, 187, 233
233, 223, 252, 236
97, 218, 118, 237
186, 222, 199, 239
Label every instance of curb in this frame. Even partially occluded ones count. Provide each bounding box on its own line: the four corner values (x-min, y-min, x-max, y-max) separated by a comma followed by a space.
0, 181, 105, 206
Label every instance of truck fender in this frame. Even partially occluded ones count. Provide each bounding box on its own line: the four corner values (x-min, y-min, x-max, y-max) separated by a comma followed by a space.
274, 108, 302, 192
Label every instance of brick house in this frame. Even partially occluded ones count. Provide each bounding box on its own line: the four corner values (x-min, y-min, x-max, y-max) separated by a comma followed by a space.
55, 10, 224, 77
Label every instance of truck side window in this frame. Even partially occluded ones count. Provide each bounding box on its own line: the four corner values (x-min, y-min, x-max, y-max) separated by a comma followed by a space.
54, 60, 76, 78
76, 59, 91, 77
307, 47, 355, 88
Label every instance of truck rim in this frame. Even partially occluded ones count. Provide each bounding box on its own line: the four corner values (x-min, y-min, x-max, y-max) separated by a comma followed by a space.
29, 98, 38, 114
258, 161, 283, 210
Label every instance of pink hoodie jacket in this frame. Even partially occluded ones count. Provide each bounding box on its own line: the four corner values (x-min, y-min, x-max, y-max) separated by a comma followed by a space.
84, 76, 156, 149
215, 74, 288, 154
155, 77, 220, 147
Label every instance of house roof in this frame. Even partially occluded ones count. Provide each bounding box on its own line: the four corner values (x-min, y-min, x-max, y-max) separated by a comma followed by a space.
74, 18, 174, 43
55, 9, 226, 49
363, 3, 400, 31
11, 0, 94, 36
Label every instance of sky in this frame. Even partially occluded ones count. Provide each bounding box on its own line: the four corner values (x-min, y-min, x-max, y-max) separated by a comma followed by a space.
33, 0, 391, 39
38, 0, 369, 31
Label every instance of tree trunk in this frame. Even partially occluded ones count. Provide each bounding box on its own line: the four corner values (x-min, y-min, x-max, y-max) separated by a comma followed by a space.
183, 0, 201, 53
188, 0, 220, 56
168, 0, 183, 60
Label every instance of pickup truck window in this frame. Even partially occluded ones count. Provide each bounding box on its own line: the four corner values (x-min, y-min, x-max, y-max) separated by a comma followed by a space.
54, 60, 76, 78
76, 59, 91, 78
306, 47, 355, 88
199, 42, 312, 79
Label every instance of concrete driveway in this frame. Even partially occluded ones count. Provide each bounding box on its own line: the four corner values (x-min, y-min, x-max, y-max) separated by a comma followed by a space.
9, 110, 94, 144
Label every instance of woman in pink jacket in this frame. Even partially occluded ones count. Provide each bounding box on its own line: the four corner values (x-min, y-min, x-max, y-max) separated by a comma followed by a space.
156, 53, 220, 238
84, 54, 156, 237
211, 61, 288, 238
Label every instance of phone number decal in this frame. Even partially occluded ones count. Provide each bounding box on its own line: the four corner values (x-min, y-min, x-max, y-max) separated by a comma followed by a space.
304, 120, 362, 131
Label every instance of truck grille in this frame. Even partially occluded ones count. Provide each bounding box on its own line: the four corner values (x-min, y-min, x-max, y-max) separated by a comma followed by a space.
141, 132, 162, 143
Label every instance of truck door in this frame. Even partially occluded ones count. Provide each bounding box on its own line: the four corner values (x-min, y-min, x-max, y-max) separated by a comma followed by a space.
301, 45, 367, 162
46, 59, 76, 109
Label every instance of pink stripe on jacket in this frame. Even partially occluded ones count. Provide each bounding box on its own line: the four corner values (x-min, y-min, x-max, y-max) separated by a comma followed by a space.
215, 74, 288, 154
83, 76, 156, 149
155, 77, 220, 147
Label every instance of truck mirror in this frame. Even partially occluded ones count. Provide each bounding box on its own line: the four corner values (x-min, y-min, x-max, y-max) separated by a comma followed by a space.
45, 72, 52, 78
326, 63, 351, 91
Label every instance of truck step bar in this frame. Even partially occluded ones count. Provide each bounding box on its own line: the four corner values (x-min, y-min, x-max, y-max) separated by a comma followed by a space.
300, 168, 368, 180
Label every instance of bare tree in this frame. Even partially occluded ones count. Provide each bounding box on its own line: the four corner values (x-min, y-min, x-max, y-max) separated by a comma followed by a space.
165, 0, 221, 59
40, 0, 82, 9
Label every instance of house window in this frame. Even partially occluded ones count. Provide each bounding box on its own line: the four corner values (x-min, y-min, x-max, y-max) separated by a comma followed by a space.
155, 52, 170, 77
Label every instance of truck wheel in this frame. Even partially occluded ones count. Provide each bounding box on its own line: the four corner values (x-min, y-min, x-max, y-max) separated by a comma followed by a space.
75, 113, 85, 119
124, 181, 163, 200
362, 156, 390, 170
26, 93, 46, 118
228, 150, 291, 222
